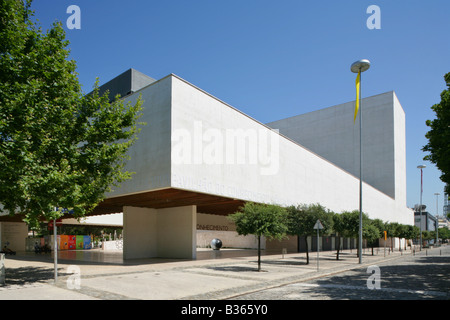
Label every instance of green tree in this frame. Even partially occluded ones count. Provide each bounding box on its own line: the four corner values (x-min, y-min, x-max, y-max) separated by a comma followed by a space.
405, 225, 420, 248
371, 218, 386, 239
363, 220, 381, 256
438, 227, 450, 242
340, 210, 369, 257
287, 204, 333, 265
396, 224, 411, 251
387, 222, 402, 251
422, 230, 432, 246
0, 0, 144, 227
332, 212, 345, 260
228, 202, 288, 271
423, 72, 450, 194
384, 222, 396, 252
340, 210, 359, 239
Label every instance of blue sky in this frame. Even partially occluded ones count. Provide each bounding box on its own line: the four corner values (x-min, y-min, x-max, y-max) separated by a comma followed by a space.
29, 0, 449, 216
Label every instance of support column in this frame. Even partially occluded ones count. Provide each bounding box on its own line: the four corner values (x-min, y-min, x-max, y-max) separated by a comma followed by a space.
157, 205, 197, 259
123, 205, 197, 260
123, 206, 157, 260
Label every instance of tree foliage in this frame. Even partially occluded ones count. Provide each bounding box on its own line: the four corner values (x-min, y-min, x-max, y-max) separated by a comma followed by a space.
287, 204, 333, 236
0, 0, 144, 226
363, 221, 382, 255
423, 72, 450, 194
437, 227, 450, 242
228, 202, 288, 271
286, 203, 333, 264
229, 202, 289, 240
228, 200, 421, 266
332, 212, 345, 260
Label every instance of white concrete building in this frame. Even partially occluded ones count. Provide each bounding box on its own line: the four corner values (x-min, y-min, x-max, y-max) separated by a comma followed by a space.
0, 69, 413, 258
89, 69, 413, 260
267, 91, 406, 205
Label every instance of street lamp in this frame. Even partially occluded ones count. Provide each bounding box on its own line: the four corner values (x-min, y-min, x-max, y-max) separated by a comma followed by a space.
418, 165, 426, 250
351, 59, 371, 264
435, 192, 440, 245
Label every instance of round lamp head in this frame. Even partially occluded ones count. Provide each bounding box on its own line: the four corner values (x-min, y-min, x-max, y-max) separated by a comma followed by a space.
417, 165, 426, 169
351, 59, 371, 73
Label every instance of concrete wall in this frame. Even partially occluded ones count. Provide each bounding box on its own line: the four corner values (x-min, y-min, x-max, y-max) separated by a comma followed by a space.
106, 76, 173, 198
266, 91, 407, 206
123, 206, 157, 259
169, 76, 412, 225
107, 74, 413, 260
95, 68, 156, 102
197, 230, 263, 249
123, 205, 196, 259
157, 206, 197, 258
197, 213, 235, 232
0, 222, 28, 252
393, 95, 407, 208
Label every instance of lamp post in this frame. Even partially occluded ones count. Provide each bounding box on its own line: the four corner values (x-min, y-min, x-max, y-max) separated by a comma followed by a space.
435, 192, 440, 245
418, 165, 426, 250
351, 59, 371, 264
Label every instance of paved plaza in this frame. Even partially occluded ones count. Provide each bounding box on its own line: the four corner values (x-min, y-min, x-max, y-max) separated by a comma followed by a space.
1, 245, 448, 302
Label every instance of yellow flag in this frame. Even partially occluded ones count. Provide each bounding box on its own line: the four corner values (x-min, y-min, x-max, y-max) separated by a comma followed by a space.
354, 71, 360, 123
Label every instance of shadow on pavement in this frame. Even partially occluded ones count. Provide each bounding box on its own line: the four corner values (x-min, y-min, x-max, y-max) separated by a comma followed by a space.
4, 266, 69, 285
297, 253, 450, 300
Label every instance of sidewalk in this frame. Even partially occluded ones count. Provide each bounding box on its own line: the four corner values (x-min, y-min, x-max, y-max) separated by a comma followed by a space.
0, 246, 436, 300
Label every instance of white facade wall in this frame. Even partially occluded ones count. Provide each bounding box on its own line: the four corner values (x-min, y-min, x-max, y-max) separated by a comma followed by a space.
109, 75, 412, 226
107, 77, 172, 198
267, 91, 406, 204
169, 76, 412, 225
393, 95, 408, 209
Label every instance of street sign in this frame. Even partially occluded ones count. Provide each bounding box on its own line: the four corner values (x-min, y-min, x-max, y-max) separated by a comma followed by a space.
313, 219, 324, 271
313, 219, 324, 230
48, 219, 63, 229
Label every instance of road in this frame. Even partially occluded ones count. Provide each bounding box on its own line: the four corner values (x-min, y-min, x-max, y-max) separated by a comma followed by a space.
231, 246, 450, 300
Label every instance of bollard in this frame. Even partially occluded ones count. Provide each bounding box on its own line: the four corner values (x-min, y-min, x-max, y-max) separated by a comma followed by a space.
0, 253, 5, 287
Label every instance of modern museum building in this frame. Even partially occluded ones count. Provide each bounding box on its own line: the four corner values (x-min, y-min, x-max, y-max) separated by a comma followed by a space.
0, 69, 414, 259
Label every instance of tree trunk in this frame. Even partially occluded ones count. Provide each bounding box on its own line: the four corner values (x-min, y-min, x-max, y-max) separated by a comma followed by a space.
305, 236, 309, 265
257, 235, 261, 272
336, 236, 341, 260
356, 237, 359, 258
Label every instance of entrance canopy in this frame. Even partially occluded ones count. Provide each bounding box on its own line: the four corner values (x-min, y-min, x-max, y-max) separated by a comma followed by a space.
93, 188, 245, 216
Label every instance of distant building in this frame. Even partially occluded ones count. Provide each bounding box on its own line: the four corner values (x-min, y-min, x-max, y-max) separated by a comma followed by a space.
414, 211, 438, 232
437, 215, 450, 230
